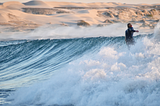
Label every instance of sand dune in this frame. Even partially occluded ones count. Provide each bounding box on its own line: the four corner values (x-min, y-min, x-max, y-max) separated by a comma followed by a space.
24, 0, 52, 8
3, 1, 25, 10
45, 2, 123, 8
24, 0, 48, 5
0, 14, 8, 22
0, 0, 159, 31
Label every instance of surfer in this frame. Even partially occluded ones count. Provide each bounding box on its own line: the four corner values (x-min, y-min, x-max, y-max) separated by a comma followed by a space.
125, 23, 139, 46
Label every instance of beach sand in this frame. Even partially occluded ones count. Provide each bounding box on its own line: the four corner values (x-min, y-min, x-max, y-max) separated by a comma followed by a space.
0, 0, 159, 32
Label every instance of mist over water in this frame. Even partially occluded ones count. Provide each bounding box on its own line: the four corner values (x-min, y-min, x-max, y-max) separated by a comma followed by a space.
0, 23, 145, 40
0, 23, 160, 106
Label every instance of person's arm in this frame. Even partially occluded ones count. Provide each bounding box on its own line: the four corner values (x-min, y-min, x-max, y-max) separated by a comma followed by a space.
130, 27, 139, 32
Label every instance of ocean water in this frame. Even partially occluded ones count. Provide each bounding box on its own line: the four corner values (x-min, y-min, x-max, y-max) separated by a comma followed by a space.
0, 23, 160, 106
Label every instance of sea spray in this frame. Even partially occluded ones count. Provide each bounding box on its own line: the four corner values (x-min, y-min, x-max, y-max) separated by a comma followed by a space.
0, 23, 139, 40
153, 21, 160, 42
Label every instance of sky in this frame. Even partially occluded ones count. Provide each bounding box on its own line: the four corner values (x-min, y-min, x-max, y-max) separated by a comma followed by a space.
0, 0, 160, 4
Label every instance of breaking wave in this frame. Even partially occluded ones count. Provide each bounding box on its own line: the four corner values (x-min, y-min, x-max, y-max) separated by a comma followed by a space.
0, 23, 160, 106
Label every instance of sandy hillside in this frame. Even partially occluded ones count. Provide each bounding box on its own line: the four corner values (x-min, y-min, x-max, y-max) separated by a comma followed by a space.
0, 0, 159, 31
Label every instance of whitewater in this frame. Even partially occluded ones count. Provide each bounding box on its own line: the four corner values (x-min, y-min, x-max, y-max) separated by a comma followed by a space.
0, 23, 160, 106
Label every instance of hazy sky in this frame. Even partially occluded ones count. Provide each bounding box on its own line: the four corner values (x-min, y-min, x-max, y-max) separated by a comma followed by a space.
0, 0, 160, 4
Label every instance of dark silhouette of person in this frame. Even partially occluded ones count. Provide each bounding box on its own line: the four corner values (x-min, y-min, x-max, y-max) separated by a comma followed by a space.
125, 23, 139, 45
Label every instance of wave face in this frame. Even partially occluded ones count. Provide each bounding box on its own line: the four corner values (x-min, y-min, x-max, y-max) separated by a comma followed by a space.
0, 24, 160, 106
0, 37, 114, 89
